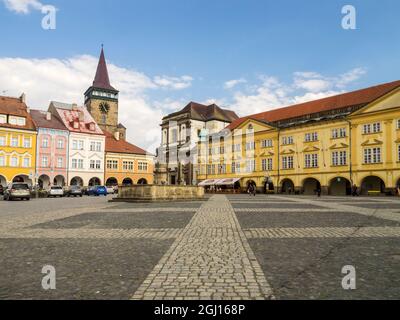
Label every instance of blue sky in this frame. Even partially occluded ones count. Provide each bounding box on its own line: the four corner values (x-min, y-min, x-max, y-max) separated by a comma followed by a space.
0, 0, 399, 150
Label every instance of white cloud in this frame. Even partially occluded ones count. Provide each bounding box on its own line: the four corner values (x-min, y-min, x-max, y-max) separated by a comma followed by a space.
2, 0, 45, 14
0, 55, 192, 153
224, 78, 247, 89
153, 75, 193, 90
228, 68, 367, 117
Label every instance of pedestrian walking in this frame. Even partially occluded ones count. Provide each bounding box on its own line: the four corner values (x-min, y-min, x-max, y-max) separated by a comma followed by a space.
352, 184, 359, 197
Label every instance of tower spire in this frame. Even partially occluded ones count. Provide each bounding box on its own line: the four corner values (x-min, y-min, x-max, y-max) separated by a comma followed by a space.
93, 46, 116, 91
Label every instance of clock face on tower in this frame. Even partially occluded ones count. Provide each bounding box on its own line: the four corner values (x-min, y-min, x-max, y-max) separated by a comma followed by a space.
99, 102, 110, 114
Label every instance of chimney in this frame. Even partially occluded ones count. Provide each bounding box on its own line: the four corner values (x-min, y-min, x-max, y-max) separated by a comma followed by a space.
20, 93, 26, 103
72, 103, 78, 111
46, 112, 52, 121
114, 131, 120, 141
79, 110, 84, 122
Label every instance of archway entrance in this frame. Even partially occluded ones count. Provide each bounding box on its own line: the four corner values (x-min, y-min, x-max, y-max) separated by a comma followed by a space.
281, 179, 294, 194
361, 176, 385, 195
70, 177, 83, 187
329, 177, 351, 196
137, 178, 148, 185
0, 175, 6, 187
303, 178, 321, 195
53, 175, 66, 186
88, 177, 101, 187
38, 174, 51, 190
106, 177, 118, 186
264, 179, 275, 194
13, 175, 33, 186
122, 178, 133, 186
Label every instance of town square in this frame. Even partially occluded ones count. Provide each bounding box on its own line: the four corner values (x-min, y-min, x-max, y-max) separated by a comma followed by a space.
0, 0, 400, 306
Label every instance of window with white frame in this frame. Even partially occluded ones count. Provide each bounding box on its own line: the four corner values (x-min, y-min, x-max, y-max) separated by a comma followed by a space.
8, 117, 17, 125
78, 140, 84, 150
363, 122, 381, 134
96, 160, 101, 169
305, 132, 318, 142
90, 160, 96, 169
207, 164, 215, 175
72, 159, 77, 169
332, 151, 347, 166
262, 158, 273, 171
57, 139, 64, 149
11, 136, 18, 147
23, 137, 31, 148
78, 159, 84, 169
232, 161, 241, 173
245, 141, 255, 151
282, 156, 294, 169
17, 117, 26, 126
42, 137, 49, 148
0, 114, 6, 124
42, 156, 49, 168
364, 147, 381, 164
246, 160, 256, 173
96, 142, 102, 152
218, 164, 226, 174
0, 136, 6, 146
232, 144, 241, 152
123, 161, 134, 171
10, 156, 18, 167
107, 160, 118, 170
282, 136, 294, 145
57, 157, 63, 168
305, 154, 318, 168
90, 142, 96, 151
0, 155, 5, 166
23, 157, 30, 168
332, 128, 347, 139
261, 139, 273, 148
138, 162, 148, 171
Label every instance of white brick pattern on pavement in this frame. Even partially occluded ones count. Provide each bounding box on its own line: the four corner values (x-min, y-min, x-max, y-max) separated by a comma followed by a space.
131, 195, 274, 300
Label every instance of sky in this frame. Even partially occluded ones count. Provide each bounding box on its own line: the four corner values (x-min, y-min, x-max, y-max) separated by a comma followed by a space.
1, 0, 400, 152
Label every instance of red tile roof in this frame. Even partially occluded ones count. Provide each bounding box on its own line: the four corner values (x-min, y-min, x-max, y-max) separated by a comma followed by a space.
30, 109, 68, 131
104, 130, 148, 155
227, 80, 400, 130
0, 96, 36, 131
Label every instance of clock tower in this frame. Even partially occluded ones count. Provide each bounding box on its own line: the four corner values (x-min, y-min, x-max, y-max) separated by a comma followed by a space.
85, 47, 125, 138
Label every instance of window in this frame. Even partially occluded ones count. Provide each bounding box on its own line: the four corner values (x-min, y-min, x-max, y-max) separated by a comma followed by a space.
57, 139, 64, 149
123, 161, 134, 171
8, 117, 17, 125
11, 156, 18, 167
90, 142, 96, 151
397, 119, 400, 130
23, 137, 31, 148
364, 148, 381, 164
305, 154, 318, 168
23, 158, 30, 168
72, 159, 77, 169
363, 122, 381, 134
282, 136, 294, 145
78, 140, 84, 150
57, 157, 63, 168
42, 137, 49, 148
245, 141, 255, 151
171, 129, 178, 143
0, 156, 5, 166
42, 156, 49, 168
218, 164, 226, 174
332, 151, 347, 166
0, 114, 6, 124
0, 136, 5, 146
78, 159, 84, 169
207, 164, 215, 175
232, 144, 241, 152
138, 162, 148, 171
72, 140, 78, 150
261, 139, 273, 148
90, 160, 95, 169
107, 160, 118, 170
96, 142, 102, 152
332, 128, 347, 139
262, 158, 273, 171
398, 145, 400, 161
11, 137, 18, 147
96, 160, 101, 169
232, 162, 241, 174
17, 117, 26, 126
305, 132, 318, 142
282, 156, 294, 169
246, 160, 256, 173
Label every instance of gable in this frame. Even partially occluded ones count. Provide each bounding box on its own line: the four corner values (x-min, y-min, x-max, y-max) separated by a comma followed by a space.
234, 118, 275, 133
351, 87, 400, 116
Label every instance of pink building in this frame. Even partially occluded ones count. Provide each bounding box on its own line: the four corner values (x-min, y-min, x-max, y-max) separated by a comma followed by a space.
30, 110, 69, 188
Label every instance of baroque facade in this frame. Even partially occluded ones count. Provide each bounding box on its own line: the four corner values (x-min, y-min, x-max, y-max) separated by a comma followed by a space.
197, 81, 400, 195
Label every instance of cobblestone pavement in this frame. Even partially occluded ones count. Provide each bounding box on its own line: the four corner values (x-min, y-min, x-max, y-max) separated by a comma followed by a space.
0, 194, 399, 299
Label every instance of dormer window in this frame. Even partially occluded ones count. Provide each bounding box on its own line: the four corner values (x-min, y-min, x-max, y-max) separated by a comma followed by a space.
0, 114, 6, 124
73, 121, 79, 129
89, 123, 95, 131
9, 116, 26, 126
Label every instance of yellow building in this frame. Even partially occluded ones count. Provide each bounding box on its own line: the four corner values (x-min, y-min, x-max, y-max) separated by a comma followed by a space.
104, 131, 154, 186
0, 95, 37, 187
197, 81, 400, 195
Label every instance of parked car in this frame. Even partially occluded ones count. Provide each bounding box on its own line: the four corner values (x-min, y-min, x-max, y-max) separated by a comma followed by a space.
66, 186, 83, 197
48, 186, 64, 198
106, 186, 115, 194
3, 183, 31, 201
87, 186, 108, 196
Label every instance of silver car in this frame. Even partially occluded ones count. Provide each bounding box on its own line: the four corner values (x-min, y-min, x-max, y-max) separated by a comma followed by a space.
3, 183, 31, 201
48, 186, 64, 198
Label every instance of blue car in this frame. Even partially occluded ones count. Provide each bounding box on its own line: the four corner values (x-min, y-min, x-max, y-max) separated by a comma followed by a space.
86, 186, 108, 196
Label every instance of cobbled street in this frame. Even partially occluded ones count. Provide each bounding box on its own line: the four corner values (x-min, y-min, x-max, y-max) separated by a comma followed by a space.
0, 194, 399, 300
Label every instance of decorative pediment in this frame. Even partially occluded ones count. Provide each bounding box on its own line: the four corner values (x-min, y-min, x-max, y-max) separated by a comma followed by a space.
361, 139, 383, 146
302, 146, 320, 152
235, 118, 276, 133
350, 87, 400, 116
329, 143, 349, 150
70, 151, 84, 158
280, 148, 295, 155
